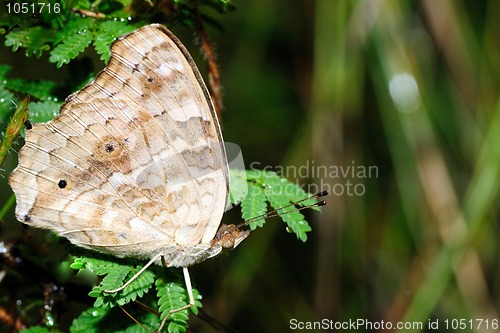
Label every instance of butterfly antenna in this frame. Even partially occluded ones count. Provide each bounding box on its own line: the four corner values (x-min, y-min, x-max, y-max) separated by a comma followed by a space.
196, 307, 242, 333
134, 300, 160, 316
236, 190, 329, 229
119, 306, 155, 333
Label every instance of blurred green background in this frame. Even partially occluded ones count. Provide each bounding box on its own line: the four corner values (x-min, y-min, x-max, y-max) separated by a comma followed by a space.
1, 0, 500, 332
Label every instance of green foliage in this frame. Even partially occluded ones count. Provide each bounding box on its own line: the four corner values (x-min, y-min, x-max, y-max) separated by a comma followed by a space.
0, 0, 235, 66
241, 181, 267, 228
4, 26, 52, 57
235, 169, 317, 241
0, 0, 237, 131
7, 78, 57, 101
70, 305, 160, 333
70, 307, 111, 333
49, 17, 95, 67
70, 255, 192, 332
29, 101, 62, 123
93, 20, 137, 62
156, 278, 202, 333
0, 64, 62, 128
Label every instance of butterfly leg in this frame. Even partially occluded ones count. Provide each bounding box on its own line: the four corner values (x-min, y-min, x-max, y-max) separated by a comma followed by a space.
104, 253, 162, 293
157, 267, 195, 333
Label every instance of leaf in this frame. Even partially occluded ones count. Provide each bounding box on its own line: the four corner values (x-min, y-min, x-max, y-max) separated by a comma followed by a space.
99, 265, 132, 291
93, 20, 139, 62
116, 267, 156, 306
4, 26, 53, 57
70, 307, 109, 333
49, 18, 95, 67
6, 78, 57, 100
0, 86, 16, 121
229, 168, 248, 205
29, 100, 61, 123
74, 256, 122, 275
241, 170, 319, 241
241, 182, 267, 230
155, 276, 201, 333
263, 180, 312, 242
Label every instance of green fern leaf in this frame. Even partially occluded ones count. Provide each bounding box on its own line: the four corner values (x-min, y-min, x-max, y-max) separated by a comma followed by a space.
91, 265, 134, 308
259, 170, 321, 210
93, 20, 138, 62
49, 18, 95, 67
243, 170, 316, 241
74, 256, 122, 275
264, 183, 312, 242
72, 0, 93, 10
241, 182, 267, 229
4, 26, 52, 57
69, 257, 86, 270
70, 307, 109, 333
6, 78, 57, 100
156, 276, 202, 333
116, 267, 156, 306
229, 168, 248, 205
99, 264, 133, 291
74, 256, 156, 310
29, 101, 62, 123
0, 87, 16, 120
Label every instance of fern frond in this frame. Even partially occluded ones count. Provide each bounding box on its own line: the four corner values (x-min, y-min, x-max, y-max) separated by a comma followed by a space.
0, 87, 16, 120
229, 168, 248, 205
93, 21, 139, 62
6, 79, 57, 101
117, 267, 156, 306
99, 265, 133, 292
29, 101, 62, 123
71, 256, 122, 275
4, 26, 53, 57
241, 170, 316, 241
49, 18, 95, 67
241, 182, 267, 229
70, 306, 109, 333
156, 277, 202, 333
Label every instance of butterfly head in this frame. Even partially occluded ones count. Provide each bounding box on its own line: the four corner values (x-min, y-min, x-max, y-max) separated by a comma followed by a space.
211, 224, 250, 250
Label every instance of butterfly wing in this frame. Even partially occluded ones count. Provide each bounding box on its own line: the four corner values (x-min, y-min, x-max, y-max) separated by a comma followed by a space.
9, 24, 229, 264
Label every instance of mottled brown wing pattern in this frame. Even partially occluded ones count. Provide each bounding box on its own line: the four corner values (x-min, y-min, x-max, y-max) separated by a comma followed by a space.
9, 24, 229, 266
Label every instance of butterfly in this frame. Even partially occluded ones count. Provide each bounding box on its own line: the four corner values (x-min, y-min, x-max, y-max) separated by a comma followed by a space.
9, 23, 249, 328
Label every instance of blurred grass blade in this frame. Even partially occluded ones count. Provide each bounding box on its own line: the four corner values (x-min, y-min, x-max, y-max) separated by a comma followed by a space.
0, 96, 29, 166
